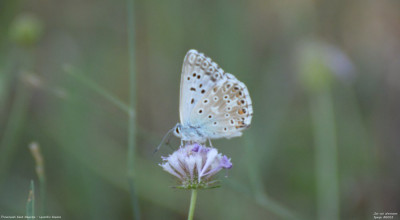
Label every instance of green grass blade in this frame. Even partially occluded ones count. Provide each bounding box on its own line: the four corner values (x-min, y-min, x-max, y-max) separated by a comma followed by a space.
26, 180, 35, 217
0, 78, 30, 183
64, 65, 131, 115
29, 142, 46, 215
126, 0, 140, 219
310, 90, 339, 220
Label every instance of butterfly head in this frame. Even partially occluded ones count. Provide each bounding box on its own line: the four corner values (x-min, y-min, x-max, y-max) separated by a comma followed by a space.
173, 123, 208, 143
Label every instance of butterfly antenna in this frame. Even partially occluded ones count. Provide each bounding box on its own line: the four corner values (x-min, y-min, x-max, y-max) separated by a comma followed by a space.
153, 127, 175, 154
165, 134, 175, 151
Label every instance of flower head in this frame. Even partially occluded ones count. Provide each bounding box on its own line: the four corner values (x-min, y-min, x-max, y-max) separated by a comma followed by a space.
160, 143, 232, 189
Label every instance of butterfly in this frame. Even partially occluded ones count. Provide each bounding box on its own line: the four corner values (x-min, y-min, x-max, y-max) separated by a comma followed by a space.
163, 49, 253, 145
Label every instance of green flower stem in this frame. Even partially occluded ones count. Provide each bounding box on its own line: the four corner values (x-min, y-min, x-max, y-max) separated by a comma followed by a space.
127, 0, 140, 219
188, 189, 198, 220
309, 89, 339, 220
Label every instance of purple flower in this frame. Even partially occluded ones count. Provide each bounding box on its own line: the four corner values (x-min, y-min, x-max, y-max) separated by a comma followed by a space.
160, 143, 233, 189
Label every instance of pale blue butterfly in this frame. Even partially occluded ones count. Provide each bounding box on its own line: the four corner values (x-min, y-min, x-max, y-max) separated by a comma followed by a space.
166, 49, 253, 145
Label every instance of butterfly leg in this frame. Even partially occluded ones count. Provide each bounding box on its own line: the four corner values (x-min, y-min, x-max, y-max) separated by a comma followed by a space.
208, 139, 214, 147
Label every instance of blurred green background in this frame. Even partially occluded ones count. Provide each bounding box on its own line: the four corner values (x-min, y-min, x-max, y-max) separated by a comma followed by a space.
0, 0, 399, 219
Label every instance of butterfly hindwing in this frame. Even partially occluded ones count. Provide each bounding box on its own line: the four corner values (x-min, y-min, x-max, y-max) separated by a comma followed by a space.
189, 73, 253, 139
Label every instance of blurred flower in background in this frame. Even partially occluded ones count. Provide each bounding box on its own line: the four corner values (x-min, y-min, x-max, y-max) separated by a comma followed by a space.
8, 13, 44, 48
297, 39, 355, 92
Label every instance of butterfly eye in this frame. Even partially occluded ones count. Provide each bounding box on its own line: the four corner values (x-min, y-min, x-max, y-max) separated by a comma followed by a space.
175, 127, 180, 134
203, 99, 209, 104
208, 114, 213, 119
201, 89, 206, 94
230, 119, 235, 125
213, 96, 219, 101
223, 95, 229, 100
225, 113, 230, 118
198, 109, 203, 114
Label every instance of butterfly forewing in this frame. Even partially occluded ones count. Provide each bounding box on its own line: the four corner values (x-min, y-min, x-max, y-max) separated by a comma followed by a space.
179, 50, 224, 124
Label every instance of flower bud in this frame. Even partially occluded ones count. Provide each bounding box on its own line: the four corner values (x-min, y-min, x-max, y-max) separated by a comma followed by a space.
9, 14, 44, 47
297, 40, 355, 93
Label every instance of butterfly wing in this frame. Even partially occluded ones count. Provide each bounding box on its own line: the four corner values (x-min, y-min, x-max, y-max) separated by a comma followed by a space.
188, 72, 253, 139
179, 49, 223, 124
